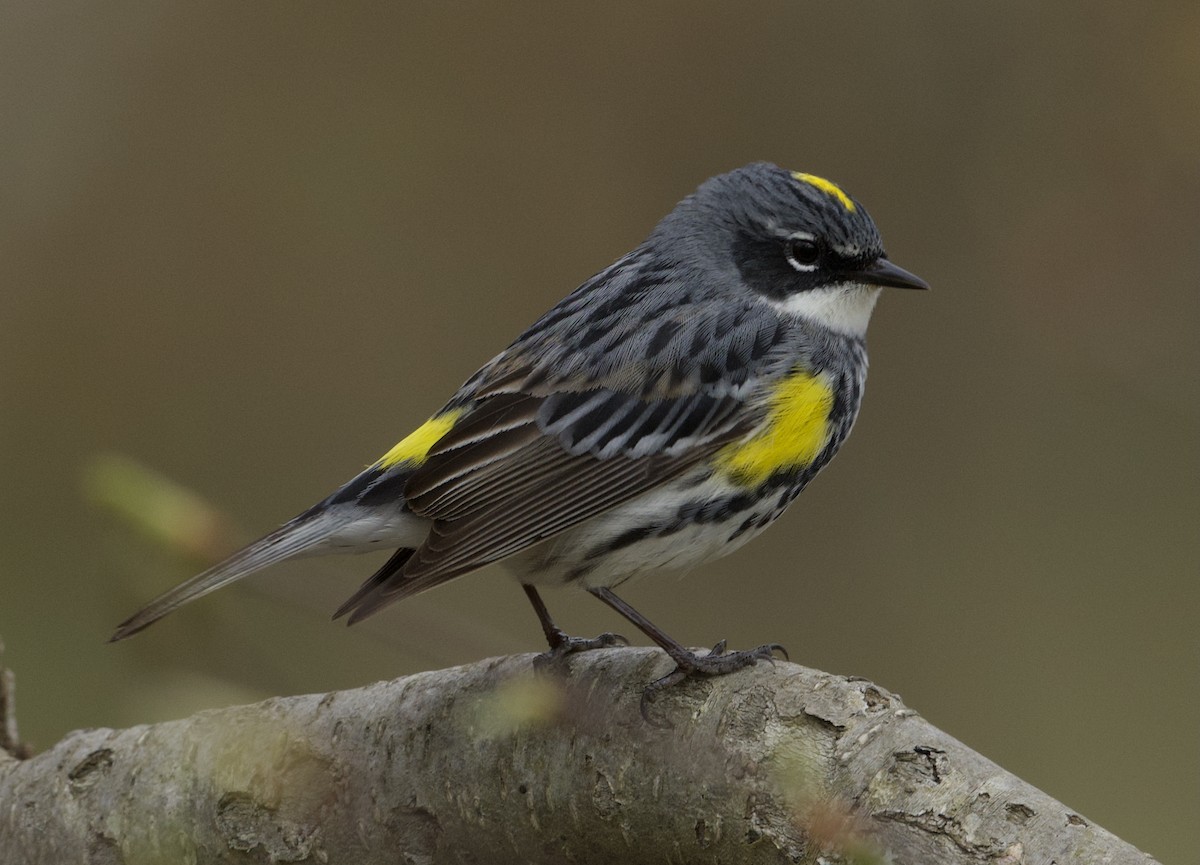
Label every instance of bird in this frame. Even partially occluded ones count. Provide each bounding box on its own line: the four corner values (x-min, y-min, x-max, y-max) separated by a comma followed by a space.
111, 162, 927, 711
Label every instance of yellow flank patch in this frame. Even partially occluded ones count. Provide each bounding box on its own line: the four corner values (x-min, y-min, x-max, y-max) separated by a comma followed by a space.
376, 409, 464, 469
717, 371, 835, 486
791, 172, 855, 212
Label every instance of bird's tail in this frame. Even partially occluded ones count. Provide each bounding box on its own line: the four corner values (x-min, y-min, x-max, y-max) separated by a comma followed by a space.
109, 507, 356, 642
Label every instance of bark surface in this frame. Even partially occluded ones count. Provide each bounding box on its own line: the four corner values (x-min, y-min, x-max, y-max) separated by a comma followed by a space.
0, 650, 1158, 864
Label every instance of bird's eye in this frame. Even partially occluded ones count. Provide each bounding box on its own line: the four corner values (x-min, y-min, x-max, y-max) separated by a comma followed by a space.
785, 235, 821, 272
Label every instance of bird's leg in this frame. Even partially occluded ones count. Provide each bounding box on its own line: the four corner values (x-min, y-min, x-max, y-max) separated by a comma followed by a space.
523, 585, 627, 668
587, 587, 787, 722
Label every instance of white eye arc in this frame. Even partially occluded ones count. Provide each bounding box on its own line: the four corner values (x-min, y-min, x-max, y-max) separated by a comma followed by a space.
785, 232, 820, 272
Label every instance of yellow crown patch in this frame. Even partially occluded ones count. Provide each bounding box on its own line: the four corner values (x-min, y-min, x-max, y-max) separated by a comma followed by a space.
791, 172, 855, 213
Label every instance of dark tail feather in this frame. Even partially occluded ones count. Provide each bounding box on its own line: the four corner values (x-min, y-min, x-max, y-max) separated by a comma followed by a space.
332, 547, 415, 621
110, 508, 355, 642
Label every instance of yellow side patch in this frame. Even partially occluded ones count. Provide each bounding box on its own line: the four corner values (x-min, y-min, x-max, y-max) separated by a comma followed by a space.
791, 172, 855, 212
376, 409, 464, 469
717, 371, 835, 486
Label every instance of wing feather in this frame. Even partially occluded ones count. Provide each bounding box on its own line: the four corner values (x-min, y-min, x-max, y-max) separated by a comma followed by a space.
337, 293, 789, 623
343, 434, 728, 623
338, 386, 752, 623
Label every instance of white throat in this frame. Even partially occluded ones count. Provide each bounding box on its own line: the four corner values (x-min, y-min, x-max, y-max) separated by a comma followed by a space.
768, 284, 882, 337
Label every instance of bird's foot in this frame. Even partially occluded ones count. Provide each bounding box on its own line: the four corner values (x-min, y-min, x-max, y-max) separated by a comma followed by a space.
640, 640, 788, 725
532, 630, 629, 671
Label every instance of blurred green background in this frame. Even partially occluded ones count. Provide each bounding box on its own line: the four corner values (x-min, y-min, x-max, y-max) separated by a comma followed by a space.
2, 2, 1196, 860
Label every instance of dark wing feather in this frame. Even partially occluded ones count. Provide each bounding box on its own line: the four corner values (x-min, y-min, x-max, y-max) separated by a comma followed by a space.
331, 547, 414, 620
340, 387, 752, 623
337, 287, 787, 623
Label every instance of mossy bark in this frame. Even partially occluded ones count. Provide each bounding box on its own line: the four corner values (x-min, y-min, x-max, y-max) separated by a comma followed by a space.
0, 650, 1158, 864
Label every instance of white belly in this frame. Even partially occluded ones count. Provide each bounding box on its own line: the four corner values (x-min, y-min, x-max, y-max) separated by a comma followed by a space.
503, 473, 780, 588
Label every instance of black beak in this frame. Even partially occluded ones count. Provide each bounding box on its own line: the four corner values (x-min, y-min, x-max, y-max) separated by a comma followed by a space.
842, 258, 929, 290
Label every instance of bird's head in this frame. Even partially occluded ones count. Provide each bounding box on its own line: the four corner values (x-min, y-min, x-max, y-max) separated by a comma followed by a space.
657, 162, 928, 337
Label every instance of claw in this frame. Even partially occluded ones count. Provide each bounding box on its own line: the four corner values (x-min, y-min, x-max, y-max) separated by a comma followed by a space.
533, 631, 628, 671
637, 638, 789, 725
639, 666, 689, 727
746, 643, 789, 666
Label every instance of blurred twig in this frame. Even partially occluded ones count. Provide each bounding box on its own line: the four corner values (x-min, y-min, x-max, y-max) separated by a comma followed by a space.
0, 639, 31, 760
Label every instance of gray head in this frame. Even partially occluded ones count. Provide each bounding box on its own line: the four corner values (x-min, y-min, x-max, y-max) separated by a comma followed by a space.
652, 162, 927, 337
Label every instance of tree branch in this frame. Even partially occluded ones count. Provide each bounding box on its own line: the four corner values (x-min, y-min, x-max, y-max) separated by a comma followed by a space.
0, 650, 1158, 864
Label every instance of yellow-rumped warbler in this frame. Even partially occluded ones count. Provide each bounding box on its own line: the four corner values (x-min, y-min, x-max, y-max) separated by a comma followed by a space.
112, 163, 927, 705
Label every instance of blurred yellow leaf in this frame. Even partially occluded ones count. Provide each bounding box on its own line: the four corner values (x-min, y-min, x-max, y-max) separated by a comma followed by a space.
82, 453, 239, 563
